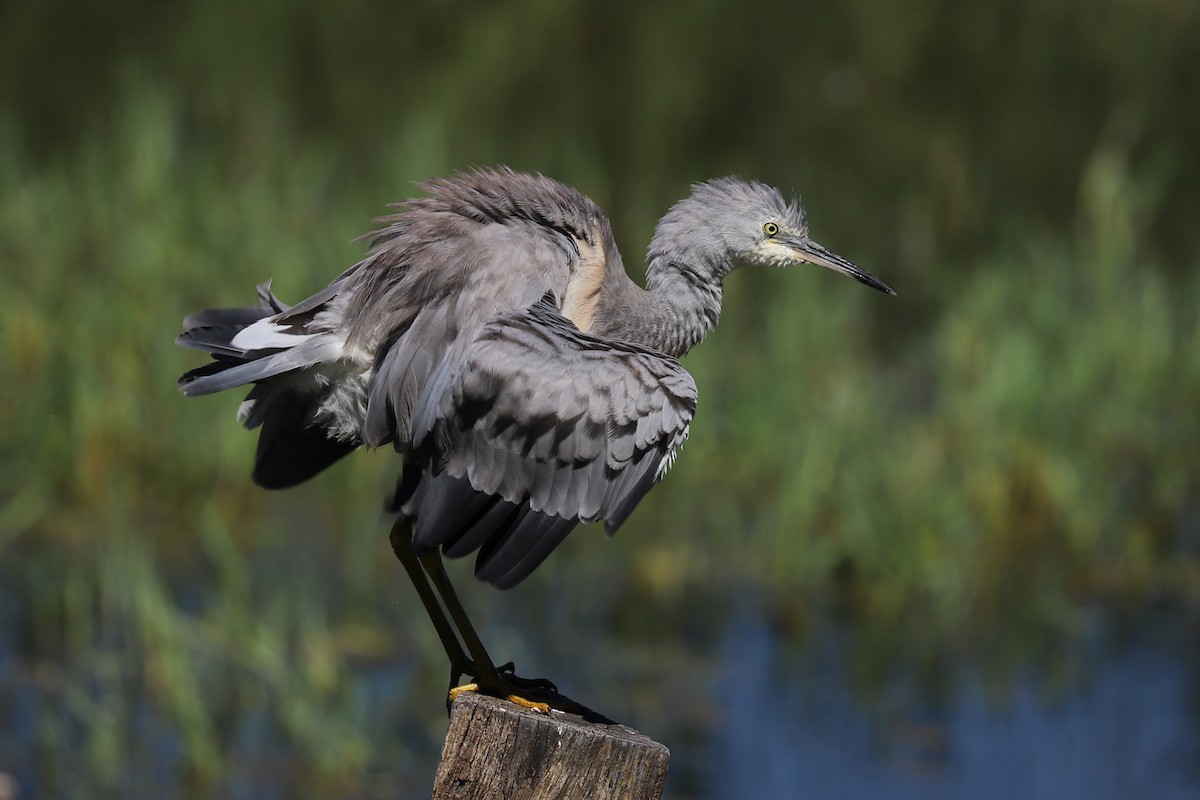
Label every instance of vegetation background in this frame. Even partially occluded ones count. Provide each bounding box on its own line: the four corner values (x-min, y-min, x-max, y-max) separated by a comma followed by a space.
1, 0, 1197, 797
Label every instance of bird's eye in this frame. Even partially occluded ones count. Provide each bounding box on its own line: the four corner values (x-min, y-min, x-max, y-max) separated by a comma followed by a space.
763, 222, 780, 237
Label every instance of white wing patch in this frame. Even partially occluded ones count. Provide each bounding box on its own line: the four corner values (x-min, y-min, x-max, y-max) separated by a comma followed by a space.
230, 319, 316, 350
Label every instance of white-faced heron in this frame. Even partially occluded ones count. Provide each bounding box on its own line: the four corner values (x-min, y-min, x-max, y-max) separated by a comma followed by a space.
177, 167, 894, 716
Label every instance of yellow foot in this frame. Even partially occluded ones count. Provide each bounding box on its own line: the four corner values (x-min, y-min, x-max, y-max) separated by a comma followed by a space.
448, 682, 479, 702
448, 682, 551, 714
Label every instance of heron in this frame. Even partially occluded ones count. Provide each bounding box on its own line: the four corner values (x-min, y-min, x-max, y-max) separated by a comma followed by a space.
177, 167, 893, 717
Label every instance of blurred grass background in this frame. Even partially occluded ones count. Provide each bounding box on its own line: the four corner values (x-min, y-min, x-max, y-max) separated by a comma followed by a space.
1, 0, 1198, 797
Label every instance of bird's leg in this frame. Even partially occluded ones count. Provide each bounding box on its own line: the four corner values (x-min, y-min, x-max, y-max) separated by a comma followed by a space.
391, 523, 611, 721
387, 518, 474, 694
413, 548, 551, 712
415, 549, 612, 721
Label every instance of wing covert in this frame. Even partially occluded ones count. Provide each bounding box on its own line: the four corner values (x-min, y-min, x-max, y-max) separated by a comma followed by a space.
409, 296, 697, 537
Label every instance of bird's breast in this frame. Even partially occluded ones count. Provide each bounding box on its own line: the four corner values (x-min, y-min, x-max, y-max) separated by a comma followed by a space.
560, 230, 608, 333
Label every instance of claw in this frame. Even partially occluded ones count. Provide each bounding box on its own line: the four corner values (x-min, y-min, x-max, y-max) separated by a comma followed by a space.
504, 695, 552, 714
448, 680, 552, 714
495, 663, 558, 694
447, 671, 614, 723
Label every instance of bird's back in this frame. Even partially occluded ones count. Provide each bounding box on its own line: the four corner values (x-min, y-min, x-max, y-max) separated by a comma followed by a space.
345, 169, 626, 446
348, 168, 622, 344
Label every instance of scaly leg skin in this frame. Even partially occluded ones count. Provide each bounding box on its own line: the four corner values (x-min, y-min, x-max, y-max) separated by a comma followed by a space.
389, 516, 613, 722
414, 546, 549, 713
417, 548, 616, 724
389, 518, 573, 713
388, 519, 475, 703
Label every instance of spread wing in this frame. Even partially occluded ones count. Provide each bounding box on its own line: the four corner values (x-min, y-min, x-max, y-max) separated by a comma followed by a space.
394, 296, 697, 587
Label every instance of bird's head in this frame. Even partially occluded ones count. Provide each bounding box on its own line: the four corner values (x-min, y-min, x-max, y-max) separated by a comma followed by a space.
650, 177, 895, 295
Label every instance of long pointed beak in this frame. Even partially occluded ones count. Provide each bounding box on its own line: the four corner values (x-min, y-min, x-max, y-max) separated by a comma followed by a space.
786, 237, 896, 295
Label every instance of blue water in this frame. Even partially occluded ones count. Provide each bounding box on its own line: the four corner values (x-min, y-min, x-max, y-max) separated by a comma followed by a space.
704, 618, 1198, 800
1, 583, 1196, 799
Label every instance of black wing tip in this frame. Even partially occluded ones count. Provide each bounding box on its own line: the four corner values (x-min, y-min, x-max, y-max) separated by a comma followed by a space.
601, 452, 662, 536
177, 361, 230, 395
476, 511, 578, 590
406, 472, 582, 590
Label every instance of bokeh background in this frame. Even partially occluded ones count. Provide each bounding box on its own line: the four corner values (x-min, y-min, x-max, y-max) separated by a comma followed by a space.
2, 0, 1198, 797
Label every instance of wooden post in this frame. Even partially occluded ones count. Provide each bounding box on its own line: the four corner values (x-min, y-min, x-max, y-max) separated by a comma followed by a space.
431, 693, 670, 800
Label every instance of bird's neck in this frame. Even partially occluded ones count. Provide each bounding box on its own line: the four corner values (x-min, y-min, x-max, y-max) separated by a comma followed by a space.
597, 255, 725, 358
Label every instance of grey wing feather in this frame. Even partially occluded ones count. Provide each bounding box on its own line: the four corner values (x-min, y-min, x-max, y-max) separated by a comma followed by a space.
271, 264, 356, 323
363, 304, 454, 449
413, 296, 697, 535
178, 338, 342, 396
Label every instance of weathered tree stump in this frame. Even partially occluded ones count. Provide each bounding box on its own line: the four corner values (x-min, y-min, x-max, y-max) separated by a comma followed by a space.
431, 693, 670, 800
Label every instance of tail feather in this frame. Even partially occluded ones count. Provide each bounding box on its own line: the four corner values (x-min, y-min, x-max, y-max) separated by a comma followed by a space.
178, 338, 339, 396
252, 392, 357, 489
181, 282, 288, 330
181, 305, 278, 334
177, 284, 356, 488
176, 328, 250, 357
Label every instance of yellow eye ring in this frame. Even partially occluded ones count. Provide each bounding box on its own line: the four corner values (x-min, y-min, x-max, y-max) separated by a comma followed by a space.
763, 222, 780, 237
